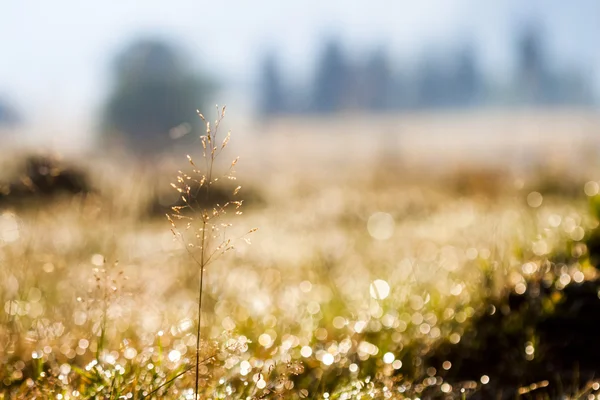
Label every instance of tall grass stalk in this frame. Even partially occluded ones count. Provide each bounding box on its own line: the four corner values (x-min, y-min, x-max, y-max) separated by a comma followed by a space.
167, 106, 255, 399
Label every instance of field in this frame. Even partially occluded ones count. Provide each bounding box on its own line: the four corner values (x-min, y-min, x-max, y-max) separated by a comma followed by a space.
2, 110, 600, 399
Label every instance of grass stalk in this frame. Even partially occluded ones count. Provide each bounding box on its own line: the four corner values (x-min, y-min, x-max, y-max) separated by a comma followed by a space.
193, 107, 222, 399
195, 210, 207, 397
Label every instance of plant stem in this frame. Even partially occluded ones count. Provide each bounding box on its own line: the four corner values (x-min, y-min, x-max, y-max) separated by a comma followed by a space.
195, 112, 219, 399
195, 218, 206, 399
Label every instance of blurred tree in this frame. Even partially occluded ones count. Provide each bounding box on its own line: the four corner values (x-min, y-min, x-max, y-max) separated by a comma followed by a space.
452, 45, 484, 107
258, 51, 286, 116
515, 25, 547, 105
415, 53, 452, 109
311, 39, 350, 113
101, 38, 213, 157
387, 70, 410, 111
514, 24, 595, 107
0, 98, 21, 127
360, 48, 395, 111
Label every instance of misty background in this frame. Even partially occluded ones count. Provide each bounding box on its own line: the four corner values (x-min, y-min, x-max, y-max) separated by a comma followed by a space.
1, 0, 599, 152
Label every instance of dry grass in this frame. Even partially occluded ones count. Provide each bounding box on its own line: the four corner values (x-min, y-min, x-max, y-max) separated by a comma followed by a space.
1, 110, 600, 398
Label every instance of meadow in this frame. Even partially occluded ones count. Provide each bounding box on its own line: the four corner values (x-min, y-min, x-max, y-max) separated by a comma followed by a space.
2, 110, 600, 399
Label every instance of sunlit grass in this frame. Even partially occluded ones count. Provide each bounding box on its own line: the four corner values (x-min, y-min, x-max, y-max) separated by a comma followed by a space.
1, 116, 600, 398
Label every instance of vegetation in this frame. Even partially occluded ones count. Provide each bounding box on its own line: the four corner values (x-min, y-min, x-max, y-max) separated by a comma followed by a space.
258, 26, 594, 117
2, 110, 600, 398
101, 38, 214, 158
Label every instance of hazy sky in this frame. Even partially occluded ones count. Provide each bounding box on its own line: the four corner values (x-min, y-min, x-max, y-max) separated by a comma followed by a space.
1, 0, 599, 131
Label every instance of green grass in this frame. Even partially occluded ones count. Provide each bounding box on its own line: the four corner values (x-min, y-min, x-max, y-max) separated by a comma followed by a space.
1, 112, 600, 399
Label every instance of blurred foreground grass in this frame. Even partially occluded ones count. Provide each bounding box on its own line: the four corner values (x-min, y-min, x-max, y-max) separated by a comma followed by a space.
2, 112, 600, 398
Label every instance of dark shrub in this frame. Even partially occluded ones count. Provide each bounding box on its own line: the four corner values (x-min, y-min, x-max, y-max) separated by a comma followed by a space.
0, 154, 92, 208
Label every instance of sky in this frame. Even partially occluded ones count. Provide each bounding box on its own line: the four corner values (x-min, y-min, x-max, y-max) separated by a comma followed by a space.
1, 0, 599, 135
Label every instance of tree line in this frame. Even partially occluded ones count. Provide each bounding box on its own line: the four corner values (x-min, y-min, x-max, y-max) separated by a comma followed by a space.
259, 26, 595, 116
1, 25, 595, 158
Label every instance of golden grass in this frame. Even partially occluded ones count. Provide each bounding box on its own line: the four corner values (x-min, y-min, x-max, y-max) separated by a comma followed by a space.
1, 110, 600, 398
